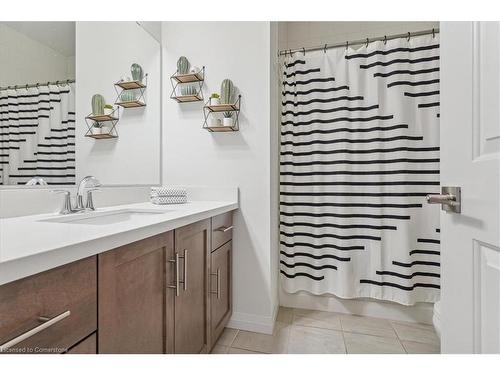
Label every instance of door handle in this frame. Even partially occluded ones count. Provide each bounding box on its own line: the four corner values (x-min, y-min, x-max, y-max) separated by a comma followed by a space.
182, 249, 187, 291
426, 186, 461, 213
0, 311, 71, 353
210, 268, 221, 299
215, 225, 234, 233
168, 252, 180, 297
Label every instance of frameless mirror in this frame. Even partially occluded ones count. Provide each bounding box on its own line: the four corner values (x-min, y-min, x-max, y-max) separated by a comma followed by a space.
0, 21, 161, 187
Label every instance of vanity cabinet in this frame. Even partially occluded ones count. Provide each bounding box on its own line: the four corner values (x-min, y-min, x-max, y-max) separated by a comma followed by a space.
0, 257, 97, 354
166, 219, 211, 354
0, 211, 234, 354
98, 232, 173, 354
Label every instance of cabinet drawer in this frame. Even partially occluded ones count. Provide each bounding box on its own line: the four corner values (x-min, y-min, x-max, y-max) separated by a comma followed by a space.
211, 212, 233, 251
0, 256, 97, 354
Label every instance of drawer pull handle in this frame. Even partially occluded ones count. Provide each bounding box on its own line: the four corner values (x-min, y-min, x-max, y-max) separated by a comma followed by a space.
0, 310, 71, 353
216, 225, 234, 233
210, 268, 221, 299
168, 252, 180, 297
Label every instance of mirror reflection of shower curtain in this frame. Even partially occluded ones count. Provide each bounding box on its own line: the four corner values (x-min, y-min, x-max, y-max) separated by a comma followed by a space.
0, 83, 75, 185
279, 35, 441, 305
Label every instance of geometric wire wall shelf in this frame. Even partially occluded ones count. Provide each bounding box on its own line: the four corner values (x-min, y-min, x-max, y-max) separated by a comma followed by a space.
85, 108, 120, 139
114, 74, 148, 108
202, 95, 241, 132
170, 66, 205, 103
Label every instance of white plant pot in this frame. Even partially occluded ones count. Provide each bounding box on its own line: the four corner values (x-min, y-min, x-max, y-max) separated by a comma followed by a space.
93, 127, 102, 135
210, 98, 220, 106
104, 108, 114, 116
223, 117, 233, 127
210, 118, 222, 127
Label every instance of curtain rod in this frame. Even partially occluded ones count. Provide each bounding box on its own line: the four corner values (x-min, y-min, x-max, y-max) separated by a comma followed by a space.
278, 28, 439, 57
0, 79, 75, 91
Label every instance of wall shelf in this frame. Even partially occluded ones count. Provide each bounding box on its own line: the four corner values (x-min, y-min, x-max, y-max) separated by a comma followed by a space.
170, 66, 205, 103
172, 71, 204, 84
116, 100, 146, 108
202, 95, 241, 132
114, 74, 148, 108
115, 80, 147, 90
85, 108, 120, 139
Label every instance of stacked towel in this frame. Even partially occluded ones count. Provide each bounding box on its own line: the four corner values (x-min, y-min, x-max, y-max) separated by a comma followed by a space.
150, 186, 187, 205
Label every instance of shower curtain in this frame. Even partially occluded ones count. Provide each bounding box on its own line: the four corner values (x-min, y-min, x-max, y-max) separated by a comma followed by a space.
279, 34, 440, 305
0, 83, 75, 185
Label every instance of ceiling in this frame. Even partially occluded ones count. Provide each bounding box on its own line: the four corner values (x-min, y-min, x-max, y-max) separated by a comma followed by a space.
1, 22, 75, 57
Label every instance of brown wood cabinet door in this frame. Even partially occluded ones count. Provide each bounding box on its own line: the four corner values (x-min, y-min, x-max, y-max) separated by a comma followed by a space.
66, 333, 97, 354
166, 219, 210, 354
98, 232, 173, 354
210, 241, 232, 348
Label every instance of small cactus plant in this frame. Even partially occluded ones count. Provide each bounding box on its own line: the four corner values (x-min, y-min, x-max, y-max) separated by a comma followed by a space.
220, 79, 234, 104
177, 56, 190, 75
91, 94, 105, 115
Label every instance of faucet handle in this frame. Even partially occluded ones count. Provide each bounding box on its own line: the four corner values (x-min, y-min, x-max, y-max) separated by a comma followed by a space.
85, 188, 101, 211
50, 189, 73, 215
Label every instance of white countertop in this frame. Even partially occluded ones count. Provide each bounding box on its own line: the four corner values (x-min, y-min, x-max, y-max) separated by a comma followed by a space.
0, 200, 238, 286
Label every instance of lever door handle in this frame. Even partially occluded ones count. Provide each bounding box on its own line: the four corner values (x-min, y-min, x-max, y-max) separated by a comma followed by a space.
426, 186, 461, 213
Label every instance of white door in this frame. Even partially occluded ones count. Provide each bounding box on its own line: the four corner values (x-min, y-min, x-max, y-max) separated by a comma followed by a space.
440, 21, 500, 353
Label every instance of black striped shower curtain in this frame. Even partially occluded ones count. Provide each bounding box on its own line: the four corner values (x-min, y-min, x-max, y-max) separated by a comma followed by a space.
279, 34, 441, 305
0, 84, 75, 185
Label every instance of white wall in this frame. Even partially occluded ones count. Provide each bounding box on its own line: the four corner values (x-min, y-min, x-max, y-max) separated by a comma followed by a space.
281, 21, 439, 51
162, 22, 277, 333
76, 22, 161, 186
0, 23, 74, 86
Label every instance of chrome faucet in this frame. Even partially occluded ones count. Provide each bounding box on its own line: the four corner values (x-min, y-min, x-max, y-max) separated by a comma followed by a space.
51, 176, 101, 214
75, 176, 101, 211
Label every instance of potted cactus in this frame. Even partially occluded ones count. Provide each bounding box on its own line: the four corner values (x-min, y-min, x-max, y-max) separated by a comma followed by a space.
220, 79, 234, 127
210, 93, 220, 106
177, 56, 191, 96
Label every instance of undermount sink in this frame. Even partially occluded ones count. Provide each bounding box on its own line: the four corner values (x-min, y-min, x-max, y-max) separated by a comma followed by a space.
40, 209, 172, 225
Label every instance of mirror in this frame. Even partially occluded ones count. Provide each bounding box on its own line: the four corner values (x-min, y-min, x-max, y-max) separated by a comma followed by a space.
0, 21, 161, 187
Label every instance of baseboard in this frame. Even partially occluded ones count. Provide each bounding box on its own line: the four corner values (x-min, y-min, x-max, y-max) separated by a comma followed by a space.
226, 308, 278, 334
280, 289, 434, 324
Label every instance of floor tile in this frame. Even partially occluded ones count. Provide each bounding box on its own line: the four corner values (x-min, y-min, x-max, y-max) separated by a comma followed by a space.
216, 328, 238, 346
276, 307, 294, 324
344, 332, 405, 354
210, 344, 229, 354
227, 347, 264, 354
292, 308, 342, 331
231, 322, 290, 354
340, 315, 397, 338
391, 321, 439, 345
287, 325, 346, 354
402, 340, 441, 354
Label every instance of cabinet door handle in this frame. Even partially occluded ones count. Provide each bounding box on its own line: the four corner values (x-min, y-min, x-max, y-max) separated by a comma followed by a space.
215, 225, 234, 233
0, 310, 71, 353
210, 268, 221, 299
168, 252, 180, 297
182, 249, 188, 291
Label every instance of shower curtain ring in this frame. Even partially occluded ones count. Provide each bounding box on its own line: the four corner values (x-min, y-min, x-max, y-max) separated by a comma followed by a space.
324, 44, 327, 53
366, 38, 369, 47
384, 35, 387, 45
345, 41, 348, 50
432, 28, 436, 38
25, 84, 28, 90
302, 47, 305, 56
407, 32, 411, 41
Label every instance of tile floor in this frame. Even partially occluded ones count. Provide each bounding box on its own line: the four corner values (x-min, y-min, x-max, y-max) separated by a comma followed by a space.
211, 307, 440, 354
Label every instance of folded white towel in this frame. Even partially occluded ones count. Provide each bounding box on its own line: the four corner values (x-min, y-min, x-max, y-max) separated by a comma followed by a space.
151, 195, 187, 205
150, 186, 187, 197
